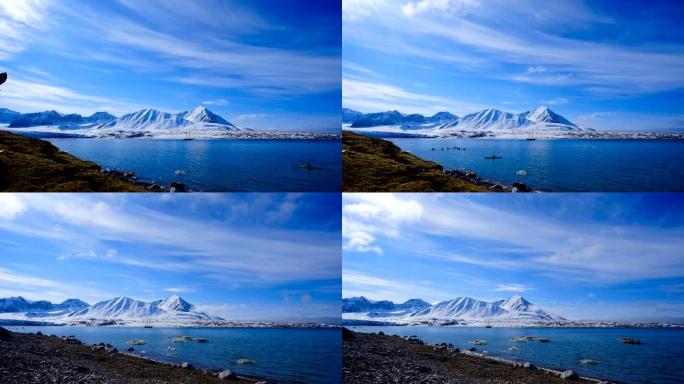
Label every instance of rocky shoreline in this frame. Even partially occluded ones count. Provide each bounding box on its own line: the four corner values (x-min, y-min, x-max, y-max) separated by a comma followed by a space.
343, 329, 611, 384
100, 168, 189, 192
444, 169, 534, 192
0, 327, 264, 383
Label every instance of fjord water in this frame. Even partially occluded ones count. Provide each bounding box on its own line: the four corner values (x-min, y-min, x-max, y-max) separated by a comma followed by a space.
389, 138, 684, 191
352, 326, 684, 384
47, 139, 341, 192
8, 327, 341, 384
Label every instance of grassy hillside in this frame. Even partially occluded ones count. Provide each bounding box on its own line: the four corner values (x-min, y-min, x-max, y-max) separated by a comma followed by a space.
343, 131, 486, 192
0, 130, 145, 192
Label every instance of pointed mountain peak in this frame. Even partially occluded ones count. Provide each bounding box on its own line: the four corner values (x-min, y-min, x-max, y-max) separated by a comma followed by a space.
159, 295, 193, 312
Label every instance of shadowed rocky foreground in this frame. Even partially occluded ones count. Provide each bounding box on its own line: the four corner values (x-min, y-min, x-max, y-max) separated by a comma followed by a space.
0, 327, 263, 384
343, 329, 609, 384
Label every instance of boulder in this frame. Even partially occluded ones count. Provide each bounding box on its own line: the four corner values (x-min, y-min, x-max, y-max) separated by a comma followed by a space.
180, 362, 194, 369
170, 182, 188, 192
522, 362, 536, 369
560, 370, 579, 380
218, 369, 238, 380
512, 182, 530, 192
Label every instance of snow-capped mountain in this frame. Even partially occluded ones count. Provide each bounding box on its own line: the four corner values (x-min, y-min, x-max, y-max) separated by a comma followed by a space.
342, 108, 364, 123
0, 296, 88, 313
158, 295, 194, 312
68, 295, 214, 321
7, 110, 116, 128
97, 105, 241, 133
344, 106, 582, 138
0, 108, 22, 123
350, 110, 456, 128
342, 296, 430, 313
342, 295, 562, 324
524, 106, 575, 126
410, 296, 508, 319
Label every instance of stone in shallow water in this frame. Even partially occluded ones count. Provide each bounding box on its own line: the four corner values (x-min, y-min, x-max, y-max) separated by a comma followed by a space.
560, 369, 579, 380
218, 369, 237, 380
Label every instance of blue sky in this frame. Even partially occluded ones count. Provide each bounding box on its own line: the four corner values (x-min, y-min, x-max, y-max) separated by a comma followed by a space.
343, 193, 684, 321
343, 0, 684, 132
0, 0, 340, 132
0, 193, 341, 321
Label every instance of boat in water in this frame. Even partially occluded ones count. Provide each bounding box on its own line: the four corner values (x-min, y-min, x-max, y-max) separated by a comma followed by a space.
297, 162, 323, 171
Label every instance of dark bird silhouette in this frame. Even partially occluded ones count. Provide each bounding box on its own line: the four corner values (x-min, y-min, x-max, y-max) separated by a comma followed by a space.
0, 72, 7, 86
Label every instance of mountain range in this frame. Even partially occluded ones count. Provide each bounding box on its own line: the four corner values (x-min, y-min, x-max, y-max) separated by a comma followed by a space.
0, 295, 217, 322
343, 106, 585, 138
98, 106, 243, 133
1, 105, 244, 134
0, 296, 89, 313
342, 295, 562, 323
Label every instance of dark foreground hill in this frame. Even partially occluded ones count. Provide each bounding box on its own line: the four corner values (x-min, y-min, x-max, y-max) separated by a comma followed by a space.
0, 130, 144, 191
343, 131, 487, 192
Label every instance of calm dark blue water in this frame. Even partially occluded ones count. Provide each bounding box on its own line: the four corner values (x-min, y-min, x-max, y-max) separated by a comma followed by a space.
47, 139, 341, 192
388, 138, 684, 191
8, 326, 340, 384
351, 326, 683, 384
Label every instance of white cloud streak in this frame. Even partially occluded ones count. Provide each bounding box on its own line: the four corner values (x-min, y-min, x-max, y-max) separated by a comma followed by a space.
0, 194, 340, 285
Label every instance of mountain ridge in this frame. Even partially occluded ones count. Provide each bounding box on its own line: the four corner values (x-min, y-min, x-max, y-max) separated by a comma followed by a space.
343, 106, 582, 137
0, 295, 217, 321
342, 295, 562, 322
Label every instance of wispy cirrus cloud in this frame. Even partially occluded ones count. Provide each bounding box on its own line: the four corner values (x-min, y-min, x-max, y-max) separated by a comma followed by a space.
0, 194, 339, 284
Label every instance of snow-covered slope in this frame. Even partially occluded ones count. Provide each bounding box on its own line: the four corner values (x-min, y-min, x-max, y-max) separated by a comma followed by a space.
67, 295, 213, 321
98, 106, 241, 134
344, 106, 582, 138
343, 295, 563, 324
158, 295, 194, 312
410, 296, 508, 319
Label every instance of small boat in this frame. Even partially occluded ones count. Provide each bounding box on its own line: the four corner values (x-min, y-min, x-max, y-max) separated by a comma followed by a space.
128, 339, 146, 345
297, 162, 323, 171
469, 339, 487, 345
620, 338, 642, 345
183, 131, 193, 141
193, 337, 208, 342
527, 127, 536, 141
538, 338, 551, 343
485, 325, 492, 328
484, 155, 502, 160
